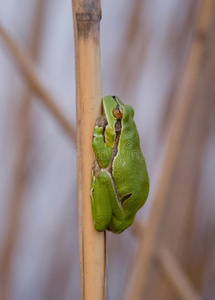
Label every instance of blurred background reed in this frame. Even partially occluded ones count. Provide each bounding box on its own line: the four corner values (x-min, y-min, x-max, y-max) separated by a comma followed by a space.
0, 0, 214, 299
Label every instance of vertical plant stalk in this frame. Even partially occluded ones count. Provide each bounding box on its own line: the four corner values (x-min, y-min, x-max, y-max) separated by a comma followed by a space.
72, 1, 106, 300
124, 0, 215, 299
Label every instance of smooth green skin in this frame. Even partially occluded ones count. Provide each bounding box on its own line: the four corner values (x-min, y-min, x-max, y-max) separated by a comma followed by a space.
90, 96, 149, 233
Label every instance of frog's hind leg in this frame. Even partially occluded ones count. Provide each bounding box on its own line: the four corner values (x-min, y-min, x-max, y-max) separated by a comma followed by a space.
90, 171, 115, 231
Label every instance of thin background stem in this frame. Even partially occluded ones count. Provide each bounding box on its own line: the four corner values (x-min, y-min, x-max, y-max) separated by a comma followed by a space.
0, 24, 76, 141
0, 1, 46, 299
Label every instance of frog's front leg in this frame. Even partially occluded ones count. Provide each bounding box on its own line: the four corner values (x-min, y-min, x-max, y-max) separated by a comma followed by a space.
90, 171, 115, 231
92, 117, 114, 168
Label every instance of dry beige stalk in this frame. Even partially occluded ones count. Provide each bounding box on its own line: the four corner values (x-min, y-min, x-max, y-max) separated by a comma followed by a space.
72, 1, 106, 300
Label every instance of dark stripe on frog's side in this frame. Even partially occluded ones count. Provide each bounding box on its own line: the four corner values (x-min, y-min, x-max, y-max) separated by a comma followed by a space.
120, 193, 133, 204
106, 119, 122, 174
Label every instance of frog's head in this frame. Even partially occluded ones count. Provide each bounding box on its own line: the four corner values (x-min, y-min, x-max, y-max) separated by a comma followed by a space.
102, 95, 134, 128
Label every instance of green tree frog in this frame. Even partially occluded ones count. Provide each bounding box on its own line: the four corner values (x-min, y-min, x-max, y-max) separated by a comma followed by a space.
90, 95, 149, 233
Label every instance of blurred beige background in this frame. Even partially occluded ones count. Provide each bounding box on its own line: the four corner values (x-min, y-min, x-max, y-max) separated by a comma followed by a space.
0, 0, 215, 299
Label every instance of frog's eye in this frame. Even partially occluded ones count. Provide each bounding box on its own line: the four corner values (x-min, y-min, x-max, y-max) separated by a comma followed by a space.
112, 105, 123, 119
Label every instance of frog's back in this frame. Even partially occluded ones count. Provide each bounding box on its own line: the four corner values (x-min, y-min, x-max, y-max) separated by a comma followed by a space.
112, 117, 149, 203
